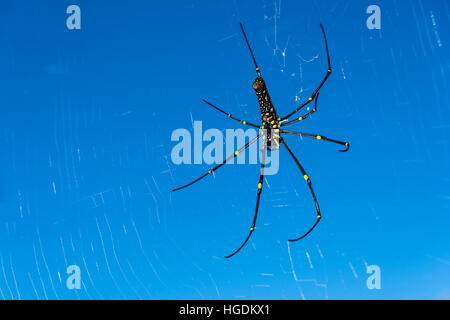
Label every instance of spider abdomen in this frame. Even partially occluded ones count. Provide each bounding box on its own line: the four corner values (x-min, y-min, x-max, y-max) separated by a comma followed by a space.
253, 77, 279, 122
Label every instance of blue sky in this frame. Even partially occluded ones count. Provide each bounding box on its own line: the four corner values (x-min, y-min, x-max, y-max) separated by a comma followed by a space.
0, 0, 449, 299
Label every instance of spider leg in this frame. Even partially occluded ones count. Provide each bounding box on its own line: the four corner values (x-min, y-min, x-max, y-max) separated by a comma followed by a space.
172, 133, 262, 192
280, 93, 320, 127
280, 129, 350, 152
280, 137, 321, 242
225, 146, 266, 258
240, 22, 261, 77
280, 24, 331, 121
202, 99, 261, 129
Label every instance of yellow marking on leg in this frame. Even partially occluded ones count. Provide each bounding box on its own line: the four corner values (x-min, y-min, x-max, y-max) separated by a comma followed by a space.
308, 97, 313, 101
258, 183, 262, 189
250, 227, 254, 231
242, 121, 246, 124
316, 136, 322, 140
298, 116, 303, 121
273, 138, 280, 149
235, 151, 239, 156
303, 174, 309, 181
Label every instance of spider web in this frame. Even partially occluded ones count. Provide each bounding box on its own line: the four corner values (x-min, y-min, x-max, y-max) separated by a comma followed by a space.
0, 0, 449, 300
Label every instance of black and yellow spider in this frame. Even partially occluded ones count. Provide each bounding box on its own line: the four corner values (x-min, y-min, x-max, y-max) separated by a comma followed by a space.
173, 23, 349, 258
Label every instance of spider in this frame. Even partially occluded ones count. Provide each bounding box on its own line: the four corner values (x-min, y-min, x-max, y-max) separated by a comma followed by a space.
172, 23, 349, 258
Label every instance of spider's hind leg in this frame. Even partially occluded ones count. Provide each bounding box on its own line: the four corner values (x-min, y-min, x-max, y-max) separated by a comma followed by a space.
202, 99, 260, 128
280, 129, 350, 152
280, 24, 332, 121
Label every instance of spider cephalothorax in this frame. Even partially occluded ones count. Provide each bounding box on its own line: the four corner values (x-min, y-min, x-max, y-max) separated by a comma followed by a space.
173, 23, 350, 258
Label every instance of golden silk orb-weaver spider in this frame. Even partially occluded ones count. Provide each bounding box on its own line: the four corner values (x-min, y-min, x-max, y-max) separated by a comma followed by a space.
172, 23, 350, 258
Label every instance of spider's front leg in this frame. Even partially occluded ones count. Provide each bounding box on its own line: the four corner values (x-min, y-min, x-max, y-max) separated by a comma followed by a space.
172, 133, 262, 192
225, 145, 267, 258
280, 137, 322, 241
